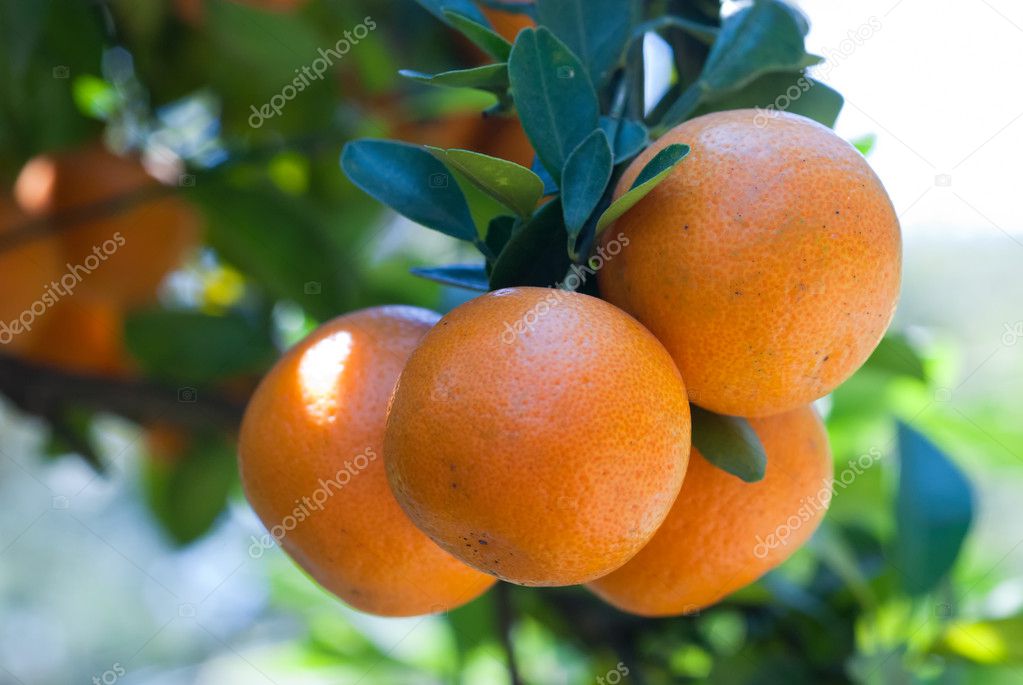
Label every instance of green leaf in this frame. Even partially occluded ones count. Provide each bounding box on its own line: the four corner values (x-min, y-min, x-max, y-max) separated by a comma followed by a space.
341, 139, 477, 241
125, 310, 275, 385
427, 147, 544, 218
692, 71, 844, 129
411, 0, 491, 27
893, 423, 974, 596
599, 116, 649, 163
863, 334, 927, 382
634, 15, 719, 45
595, 143, 689, 234
191, 177, 354, 320
690, 406, 767, 483
400, 64, 509, 94
508, 27, 600, 181
535, 0, 638, 87
443, 9, 512, 61
485, 215, 517, 257
659, 0, 819, 130
852, 132, 878, 156
561, 130, 613, 241
144, 432, 237, 546
489, 198, 571, 289
937, 615, 1023, 664
411, 264, 490, 291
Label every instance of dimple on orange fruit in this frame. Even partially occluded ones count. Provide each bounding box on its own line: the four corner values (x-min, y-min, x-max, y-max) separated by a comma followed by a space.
238, 306, 495, 616
384, 287, 691, 587
587, 406, 833, 616
598, 109, 901, 416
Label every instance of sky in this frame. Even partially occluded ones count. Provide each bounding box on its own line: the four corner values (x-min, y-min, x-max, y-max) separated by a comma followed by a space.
795, 0, 1023, 240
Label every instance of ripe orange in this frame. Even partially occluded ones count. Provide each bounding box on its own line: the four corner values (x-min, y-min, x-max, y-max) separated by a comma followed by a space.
598, 109, 901, 416
587, 406, 833, 616
385, 287, 691, 586
0, 196, 62, 354
22, 295, 133, 376
14, 144, 200, 308
481, 0, 535, 42
238, 306, 495, 616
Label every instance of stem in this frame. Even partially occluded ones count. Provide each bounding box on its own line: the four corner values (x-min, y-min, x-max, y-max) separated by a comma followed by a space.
495, 583, 523, 685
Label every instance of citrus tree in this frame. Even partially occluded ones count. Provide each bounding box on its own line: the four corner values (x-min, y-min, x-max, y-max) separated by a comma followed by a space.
0, 1, 1008, 684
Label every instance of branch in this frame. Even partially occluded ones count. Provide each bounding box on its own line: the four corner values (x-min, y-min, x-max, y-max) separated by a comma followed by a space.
0, 185, 174, 254
0, 354, 245, 433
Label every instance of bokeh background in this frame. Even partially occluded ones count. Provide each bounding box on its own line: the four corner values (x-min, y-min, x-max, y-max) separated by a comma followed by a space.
1, 0, 1022, 683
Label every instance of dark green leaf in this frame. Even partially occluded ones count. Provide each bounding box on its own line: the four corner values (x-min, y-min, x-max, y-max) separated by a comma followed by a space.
508, 27, 600, 181
893, 422, 974, 596
489, 199, 571, 289
125, 309, 275, 385
634, 15, 719, 45
144, 432, 237, 546
863, 334, 927, 382
595, 143, 689, 234
342, 139, 478, 241
443, 10, 512, 61
692, 71, 844, 129
690, 406, 767, 483
400, 64, 509, 93
599, 116, 649, 163
411, 0, 491, 27
411, 264, 490, 291
535, 0, 638, 87
659, 0, 819, 130
427, 147, 544, 217
561, 130, 613, 240
485, 215, 517, 257
191, 178, 354, 320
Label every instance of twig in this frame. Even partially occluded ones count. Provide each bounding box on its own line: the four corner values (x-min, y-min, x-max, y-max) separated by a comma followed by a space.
0, 354, 245, 433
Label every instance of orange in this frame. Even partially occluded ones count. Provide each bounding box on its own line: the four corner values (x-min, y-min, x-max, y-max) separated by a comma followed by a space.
22, 295, 132, 376
587, 406, 833, 616
0, 196, 62, 354
481, 0, 535, 42
598, 109, 901, 416
238, 306, 495, 616
385, 287, 691, 586
14, 144, 200, 308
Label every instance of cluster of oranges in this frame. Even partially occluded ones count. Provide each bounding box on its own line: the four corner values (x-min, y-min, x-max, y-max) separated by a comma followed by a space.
0, 144, 198, 375
239, 110, 901, 617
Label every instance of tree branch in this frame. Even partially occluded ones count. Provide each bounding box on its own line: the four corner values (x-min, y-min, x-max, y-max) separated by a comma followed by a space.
0, 354, 245, 433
